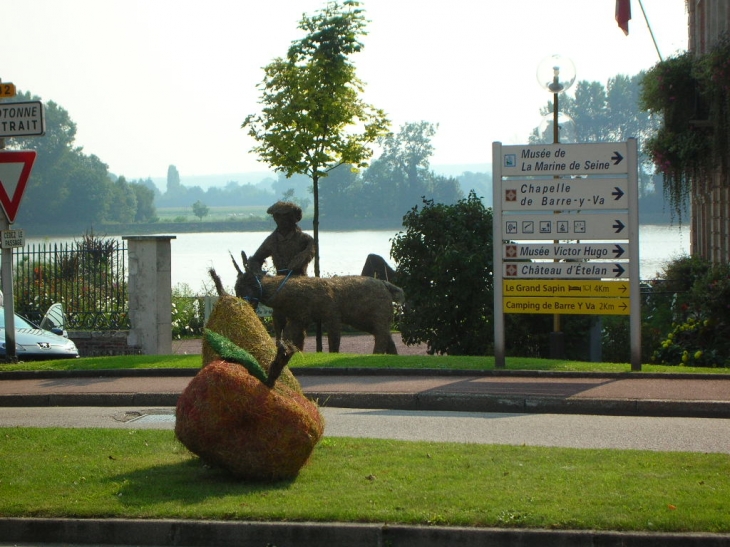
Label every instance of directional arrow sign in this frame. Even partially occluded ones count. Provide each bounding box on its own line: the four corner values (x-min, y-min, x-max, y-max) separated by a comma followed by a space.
503, 212, 629, 240
503, 261, 630, 279
504, 279, 630, 297
501, 178, 629, 211
504, 242, 629, 260
0, 151, 36, 223
504, 296, 630, 315
500, 142, 629, 176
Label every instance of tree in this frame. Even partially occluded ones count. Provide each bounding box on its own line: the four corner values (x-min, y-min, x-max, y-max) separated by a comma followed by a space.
319, 163, 362, 219
166, 165, 182, 194
530, 73, 660, 198
361, 121, 463, 218
107, 176, 137, 223
130, 182, 158, 223
191, 200, 209, 221
243, 0, 389, 277
390, 192, 494, 355
6, 91, 160, 228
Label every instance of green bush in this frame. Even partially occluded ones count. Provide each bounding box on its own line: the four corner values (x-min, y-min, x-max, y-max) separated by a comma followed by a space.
171, 284, 207, 339
391, 192, 494, 355
649, 257, 730, 367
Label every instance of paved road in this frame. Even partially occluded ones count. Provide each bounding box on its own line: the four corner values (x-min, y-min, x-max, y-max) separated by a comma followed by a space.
2, 405, 729, 454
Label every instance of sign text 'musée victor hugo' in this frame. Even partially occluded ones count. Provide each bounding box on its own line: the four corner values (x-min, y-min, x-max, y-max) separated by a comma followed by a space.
492, 140, 641, 370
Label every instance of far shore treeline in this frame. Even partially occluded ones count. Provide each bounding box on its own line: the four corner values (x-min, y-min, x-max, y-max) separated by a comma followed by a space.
5, 69, 674, 238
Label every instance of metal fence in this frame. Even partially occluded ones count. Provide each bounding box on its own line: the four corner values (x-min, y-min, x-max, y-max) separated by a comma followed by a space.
9, 239, 129, 329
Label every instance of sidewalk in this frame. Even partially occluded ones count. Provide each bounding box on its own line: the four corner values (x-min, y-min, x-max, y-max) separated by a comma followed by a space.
2, 362, 730, 418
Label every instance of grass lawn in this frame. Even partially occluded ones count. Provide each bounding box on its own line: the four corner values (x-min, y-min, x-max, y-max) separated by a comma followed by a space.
1, 428, 729, 533
1, 349, 729, 374
2, 348, 729, 534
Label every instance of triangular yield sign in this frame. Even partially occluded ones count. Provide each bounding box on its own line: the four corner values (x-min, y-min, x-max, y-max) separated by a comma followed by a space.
0, 150, 36, 223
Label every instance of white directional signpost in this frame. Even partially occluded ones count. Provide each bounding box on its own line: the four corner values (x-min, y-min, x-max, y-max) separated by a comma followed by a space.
493, 139, 641, 370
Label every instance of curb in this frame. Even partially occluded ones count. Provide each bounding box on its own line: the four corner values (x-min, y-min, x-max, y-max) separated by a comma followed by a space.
3, 367, 730, 380
308, 392, 730, 418
2, 390, 729, 419
2, 518, 729, 547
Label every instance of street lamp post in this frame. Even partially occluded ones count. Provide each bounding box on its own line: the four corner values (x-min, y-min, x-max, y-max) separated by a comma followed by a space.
536, 55, 576, 359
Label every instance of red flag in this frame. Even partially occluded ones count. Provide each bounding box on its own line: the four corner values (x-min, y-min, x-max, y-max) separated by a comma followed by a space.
616, 0, 631, 35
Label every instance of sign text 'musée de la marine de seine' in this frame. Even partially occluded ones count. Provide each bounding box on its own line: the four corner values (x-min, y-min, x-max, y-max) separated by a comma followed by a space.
501, 142, 628, 176
513, 149, 610, 172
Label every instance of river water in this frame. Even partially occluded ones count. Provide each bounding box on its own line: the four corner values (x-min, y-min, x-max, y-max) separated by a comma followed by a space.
167, 225, 689, 292
27, 225, 690, 293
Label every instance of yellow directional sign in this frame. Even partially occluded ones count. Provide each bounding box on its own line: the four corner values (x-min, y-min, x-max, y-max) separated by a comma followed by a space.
504, 279, 629, 297
504, 296, 630, 315
0, 82, 16, 98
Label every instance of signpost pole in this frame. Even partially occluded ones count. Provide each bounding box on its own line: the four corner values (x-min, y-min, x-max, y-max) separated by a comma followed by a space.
0, 216, 16, 362
549, 89, 564, 359
0, 135, 16, 362
492, 142, 506, 368
628, 138, 642, 371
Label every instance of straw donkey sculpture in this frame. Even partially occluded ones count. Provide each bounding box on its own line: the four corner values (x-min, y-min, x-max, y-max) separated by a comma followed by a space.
209, 251, 405, 354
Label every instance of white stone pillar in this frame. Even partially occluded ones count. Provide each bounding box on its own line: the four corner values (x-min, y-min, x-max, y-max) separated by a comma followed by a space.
123, 235, 176, 355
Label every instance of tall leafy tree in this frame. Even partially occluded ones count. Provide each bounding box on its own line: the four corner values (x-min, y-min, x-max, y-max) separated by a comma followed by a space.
362, 121, 463, 217
319, 163, 361, 219
107, 176, 137, 223
243, 0, 389, 277
5, 92, 117, 225
130, 182, 157, 222
166, 165, 182, 194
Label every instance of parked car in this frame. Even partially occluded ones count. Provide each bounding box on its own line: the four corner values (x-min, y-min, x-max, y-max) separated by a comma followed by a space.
0, 303, 79, 360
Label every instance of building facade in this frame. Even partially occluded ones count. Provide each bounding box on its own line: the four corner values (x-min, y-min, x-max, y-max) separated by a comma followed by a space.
688, 0, 730, 262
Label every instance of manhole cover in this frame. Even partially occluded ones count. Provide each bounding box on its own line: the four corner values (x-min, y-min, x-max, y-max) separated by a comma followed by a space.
118, 409, 176, 424
130, 414, 176, 424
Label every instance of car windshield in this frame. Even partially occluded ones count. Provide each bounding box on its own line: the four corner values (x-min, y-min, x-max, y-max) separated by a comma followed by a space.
0, 308, 37, 330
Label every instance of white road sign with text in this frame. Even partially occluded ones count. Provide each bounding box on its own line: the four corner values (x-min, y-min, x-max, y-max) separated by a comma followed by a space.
501, 142, 628, 176
501, 178, 628, 211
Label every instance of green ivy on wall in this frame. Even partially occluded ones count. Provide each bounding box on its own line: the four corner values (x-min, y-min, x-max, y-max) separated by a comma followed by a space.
640, 38, 730, 221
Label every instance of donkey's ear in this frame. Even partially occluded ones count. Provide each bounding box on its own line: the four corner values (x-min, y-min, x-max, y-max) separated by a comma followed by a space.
241, 251, 249, 270
229, 251, 245, 276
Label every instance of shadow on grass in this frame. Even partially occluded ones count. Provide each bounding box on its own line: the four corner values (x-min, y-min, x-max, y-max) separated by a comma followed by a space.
106, 458, 296, 508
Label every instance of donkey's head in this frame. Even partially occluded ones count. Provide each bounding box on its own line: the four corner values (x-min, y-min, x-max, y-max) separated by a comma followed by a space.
231, 250, 266, 307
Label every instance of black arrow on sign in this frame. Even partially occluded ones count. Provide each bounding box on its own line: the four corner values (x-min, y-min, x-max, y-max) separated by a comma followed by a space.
612, 219, 625, 233
618, 284, 628, 294
611, 151, 624, 165
619, 302, 628, 311
612, 244, 625, 258
613, 264, 625, 277
612, 187, 624, 200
